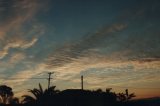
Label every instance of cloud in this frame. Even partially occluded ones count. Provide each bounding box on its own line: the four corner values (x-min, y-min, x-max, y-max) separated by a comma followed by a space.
46, 50, 160, 81
42, 46, 160, 89
3, 51, 160, 97
47, 23, 128, 68
0, 52, 26, 74
0, 0, 49, 95
44, 2, 160, 91
0, 37, 38, 59
21, 38, 38, 49
46, 22, 159, 69
9, 52, 26, 64
133, 58, 160, 63
0, 0, 46, 59
3, 63, 47, 87
46, 16, 160, 76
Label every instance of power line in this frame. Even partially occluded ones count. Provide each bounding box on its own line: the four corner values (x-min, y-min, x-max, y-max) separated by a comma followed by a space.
0, 78, 47, 80
110, 86, 160, 89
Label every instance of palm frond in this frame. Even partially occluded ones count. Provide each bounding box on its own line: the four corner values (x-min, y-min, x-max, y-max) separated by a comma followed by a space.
38, 83, 43, 94
22, 95, 36, 104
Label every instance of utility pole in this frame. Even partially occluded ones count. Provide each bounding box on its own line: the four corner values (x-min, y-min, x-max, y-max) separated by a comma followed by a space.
81, 75, 83, 90
47, 72, 54, 89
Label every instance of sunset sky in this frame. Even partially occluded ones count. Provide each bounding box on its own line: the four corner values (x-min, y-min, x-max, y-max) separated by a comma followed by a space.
0, 0, 160, 98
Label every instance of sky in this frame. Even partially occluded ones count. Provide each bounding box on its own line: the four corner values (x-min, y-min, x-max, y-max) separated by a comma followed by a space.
0, 0, 160, 99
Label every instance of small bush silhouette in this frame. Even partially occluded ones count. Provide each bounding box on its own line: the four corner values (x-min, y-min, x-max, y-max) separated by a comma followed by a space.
117, 89, 136, 102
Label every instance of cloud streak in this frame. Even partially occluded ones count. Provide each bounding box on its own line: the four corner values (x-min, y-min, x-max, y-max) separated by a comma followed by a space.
0, 38, 38, 59
0, 0, 46, 59
47, 23, 128, 67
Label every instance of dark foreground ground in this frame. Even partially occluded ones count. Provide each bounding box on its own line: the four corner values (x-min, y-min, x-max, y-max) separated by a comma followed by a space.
0, 98, 160, 106
126, 97, 160, 106
0, 89, 160, 106
0, 100, 160, 106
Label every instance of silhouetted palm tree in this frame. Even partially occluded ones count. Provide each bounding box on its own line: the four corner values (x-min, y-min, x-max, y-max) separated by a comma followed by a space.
22, 83, 59, 104
22, 83, 43, 104
0, 85, 14, 104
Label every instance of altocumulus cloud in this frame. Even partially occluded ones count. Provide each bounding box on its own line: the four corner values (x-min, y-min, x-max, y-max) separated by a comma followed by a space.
47, 23, 128, 68
46, 0, 160, 68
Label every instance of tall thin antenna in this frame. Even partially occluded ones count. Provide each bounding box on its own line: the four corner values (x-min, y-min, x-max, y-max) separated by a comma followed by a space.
81, 75, 83, 90
47, 72, 54, 89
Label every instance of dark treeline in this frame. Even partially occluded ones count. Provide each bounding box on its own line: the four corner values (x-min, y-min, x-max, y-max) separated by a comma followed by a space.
0, 84, 159, 106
